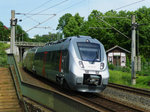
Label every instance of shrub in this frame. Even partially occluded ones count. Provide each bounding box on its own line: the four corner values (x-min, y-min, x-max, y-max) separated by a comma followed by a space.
108, 64, 115, 70
121, 67, 131, 73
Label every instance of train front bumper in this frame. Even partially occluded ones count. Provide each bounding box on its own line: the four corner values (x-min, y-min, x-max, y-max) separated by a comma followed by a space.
71, 84, 107, 93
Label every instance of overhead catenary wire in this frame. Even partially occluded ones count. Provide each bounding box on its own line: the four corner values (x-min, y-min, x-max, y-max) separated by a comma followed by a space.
114, 0, 145, 11
22, 0, 69, 33
16, 13, 55, 16
18, 0, 68, 22
24, 0, 84, 33
19, 0, 54, 20
34, 0, 69, 15
23, 14, 41, 24
17, 0, 87, 37
98, 17, 129, 39
25, 14, 56, 33
56, 0, 85, 14
26, 0, 54, 14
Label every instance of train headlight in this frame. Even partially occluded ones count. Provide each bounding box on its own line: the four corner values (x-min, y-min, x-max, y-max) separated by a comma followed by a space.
79, 61, 84, 68
100, 63, 104, 70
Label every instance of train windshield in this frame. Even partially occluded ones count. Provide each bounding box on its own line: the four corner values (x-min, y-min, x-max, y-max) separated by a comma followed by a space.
77, 42, 101, 62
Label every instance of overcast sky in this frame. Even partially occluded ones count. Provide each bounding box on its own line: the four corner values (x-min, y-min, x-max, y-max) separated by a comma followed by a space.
0, 0, 150, 38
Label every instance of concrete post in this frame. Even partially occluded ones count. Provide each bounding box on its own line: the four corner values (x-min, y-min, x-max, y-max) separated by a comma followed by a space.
131, 15, 136, 85
10, 10, 16, 54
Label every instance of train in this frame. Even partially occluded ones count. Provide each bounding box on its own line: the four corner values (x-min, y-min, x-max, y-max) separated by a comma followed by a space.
23, 36, 109, 93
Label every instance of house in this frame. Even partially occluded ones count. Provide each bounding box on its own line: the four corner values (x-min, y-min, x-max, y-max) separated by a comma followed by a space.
106, 45, 130, 67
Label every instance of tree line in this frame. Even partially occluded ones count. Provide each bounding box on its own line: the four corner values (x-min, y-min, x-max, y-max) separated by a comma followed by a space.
57, 6, 150, 58
0, 6, 150, 57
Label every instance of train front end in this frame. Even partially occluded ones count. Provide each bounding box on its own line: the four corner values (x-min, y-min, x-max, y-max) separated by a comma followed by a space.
67, 36, 109, 93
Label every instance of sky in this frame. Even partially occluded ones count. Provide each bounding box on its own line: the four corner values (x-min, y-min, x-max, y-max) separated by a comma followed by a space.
0, 0, 150, 38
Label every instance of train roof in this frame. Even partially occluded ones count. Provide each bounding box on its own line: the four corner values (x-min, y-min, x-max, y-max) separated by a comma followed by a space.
36, 36, 101, 52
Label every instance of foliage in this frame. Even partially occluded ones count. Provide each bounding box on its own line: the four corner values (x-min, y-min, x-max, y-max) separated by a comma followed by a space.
0, 21, 10, 41
0, 43, 9, 67
15, 25, 30, 42
63, 17, 80, 37
108, 64, 115, 70
31, 32, 63, 42
57, 6, 150, 57
109, 70, 131, 85
109, 70, 150, 89
57, 13, 84, 37
136, 56, 150, 76
121, 67, 131, 73
56, 13, 72, 31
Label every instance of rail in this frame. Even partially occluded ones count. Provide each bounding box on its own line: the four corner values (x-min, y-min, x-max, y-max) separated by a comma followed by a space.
108, 83, 150, 97
7, 53, 98, 112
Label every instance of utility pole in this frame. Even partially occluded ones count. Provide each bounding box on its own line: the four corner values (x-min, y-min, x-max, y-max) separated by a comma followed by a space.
131, 15, 136, 85
10, 10, 17, 54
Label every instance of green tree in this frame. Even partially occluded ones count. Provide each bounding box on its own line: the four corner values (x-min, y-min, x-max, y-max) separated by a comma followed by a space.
56, 13, 72, 31
15, 25, 30, 42
135, 6, 150, 57
0, 21, 10, 41
74, 13, 84, 27
63, 17, 80, 37
32, 32, 62, 42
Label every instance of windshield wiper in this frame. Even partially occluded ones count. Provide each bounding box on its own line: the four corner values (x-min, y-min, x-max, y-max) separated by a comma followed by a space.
91, 52, 98, 64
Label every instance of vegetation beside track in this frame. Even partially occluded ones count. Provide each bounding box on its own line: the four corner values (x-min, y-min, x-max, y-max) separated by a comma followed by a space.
109, 70, 150, 89
0, 43, 9, 67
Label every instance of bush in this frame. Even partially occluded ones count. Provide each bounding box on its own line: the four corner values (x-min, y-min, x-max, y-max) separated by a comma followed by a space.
136, 70, 150, 76
0, 43, 9, 67
108, 64, 115, 70
121, 67, 131, 73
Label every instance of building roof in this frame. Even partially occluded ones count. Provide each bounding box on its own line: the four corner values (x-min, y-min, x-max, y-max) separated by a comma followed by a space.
106, 45, 131, 53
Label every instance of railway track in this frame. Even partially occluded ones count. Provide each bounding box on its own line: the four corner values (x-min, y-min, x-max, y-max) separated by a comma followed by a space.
77, 93, 144, 112
108, 83, 150, 97
20, 68, 146, 112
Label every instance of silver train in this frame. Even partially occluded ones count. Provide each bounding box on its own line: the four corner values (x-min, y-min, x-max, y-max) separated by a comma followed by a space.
23, 36, 109, 92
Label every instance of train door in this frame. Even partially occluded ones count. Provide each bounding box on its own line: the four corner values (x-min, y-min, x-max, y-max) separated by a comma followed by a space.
57, 50, 69, 85
42, 51, 48, 77
61, 50, 69, 73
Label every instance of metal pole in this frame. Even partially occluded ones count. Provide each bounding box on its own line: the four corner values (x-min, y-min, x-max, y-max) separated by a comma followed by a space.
10, 10, 16, 54
131, 15, 136, 85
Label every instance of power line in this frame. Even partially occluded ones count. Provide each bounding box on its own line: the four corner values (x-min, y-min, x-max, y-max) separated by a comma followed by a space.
16, 13, 55, 16
19, 0, 53, 19
25, 14, 56, 33
98, 17, 129, 39
89, 27, 112, 29
18, 0, 85, 36
26, 0, 84, 32
114, 0, 145, 11
99, 16, 129, 19
23, 15, 41, 24
19, 0, 68, 22
56, 0, 85, 14
35, 0, 69, 15
26, 0, 54, 14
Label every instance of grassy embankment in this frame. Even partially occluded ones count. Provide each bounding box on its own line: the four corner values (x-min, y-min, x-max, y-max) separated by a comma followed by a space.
0, 43, 10, 67
109, 70, 150, 89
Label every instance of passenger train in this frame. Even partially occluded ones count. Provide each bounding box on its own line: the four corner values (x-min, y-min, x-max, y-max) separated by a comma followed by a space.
23, 36, 109, 92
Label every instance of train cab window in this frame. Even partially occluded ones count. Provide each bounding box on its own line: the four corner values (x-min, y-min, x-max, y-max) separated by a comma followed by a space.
77, 42, 101, 62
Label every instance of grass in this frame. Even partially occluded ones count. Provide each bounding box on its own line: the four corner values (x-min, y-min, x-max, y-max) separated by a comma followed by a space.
109, 70, 150, 89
